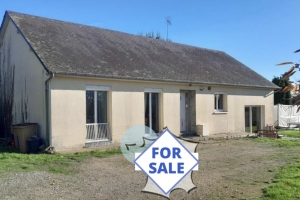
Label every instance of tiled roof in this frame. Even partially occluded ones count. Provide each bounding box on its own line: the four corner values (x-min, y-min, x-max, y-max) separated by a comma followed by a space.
5, 11, 278, 89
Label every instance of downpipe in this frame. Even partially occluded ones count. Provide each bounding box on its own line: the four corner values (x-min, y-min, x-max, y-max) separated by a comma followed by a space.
45, 72, 54, 148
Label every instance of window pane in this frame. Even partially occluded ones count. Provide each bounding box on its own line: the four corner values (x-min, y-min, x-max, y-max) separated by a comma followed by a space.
245, 107, 250, 133
151, 93, 159, 133
214, 95, 217, 110
252, 107, 261, 133
145, 93, 149, 127
97, 91, 107, 123
86, 91, 95, 123
218, 94, 223, 110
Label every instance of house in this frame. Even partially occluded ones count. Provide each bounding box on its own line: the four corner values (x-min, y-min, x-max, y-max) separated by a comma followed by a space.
0, 11, 278, 150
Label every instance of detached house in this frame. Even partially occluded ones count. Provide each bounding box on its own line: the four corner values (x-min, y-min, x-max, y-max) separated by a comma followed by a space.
0, 11, 278, 150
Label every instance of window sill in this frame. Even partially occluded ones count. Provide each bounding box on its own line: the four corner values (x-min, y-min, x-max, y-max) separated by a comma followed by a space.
214, 111, 228, 114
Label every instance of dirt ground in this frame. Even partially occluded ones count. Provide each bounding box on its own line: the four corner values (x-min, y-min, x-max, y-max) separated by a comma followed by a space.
0, 139, 298, 200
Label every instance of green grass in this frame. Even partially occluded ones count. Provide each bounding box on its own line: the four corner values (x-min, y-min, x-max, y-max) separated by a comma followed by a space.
0, 146, 121, 174
278, 130, 300, 138
254, 137, 300, 147
250, 137, 300, 199
261, 160, 300, 200
245, 126, 259, 133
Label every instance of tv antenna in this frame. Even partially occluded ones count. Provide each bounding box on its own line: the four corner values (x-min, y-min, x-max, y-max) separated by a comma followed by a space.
166, 17, 171, 40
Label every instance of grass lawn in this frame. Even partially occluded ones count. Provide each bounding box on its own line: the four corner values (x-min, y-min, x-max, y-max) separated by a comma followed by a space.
245, 126, 259, 133
255, 137, 300, 147
261, 160, 300, 200
0, 146, 121, 174
254, 138, 300, 199
277, 130, 300, 138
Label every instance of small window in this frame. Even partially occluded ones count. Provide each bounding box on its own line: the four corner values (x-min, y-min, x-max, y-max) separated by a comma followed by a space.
214, 93, 226, 112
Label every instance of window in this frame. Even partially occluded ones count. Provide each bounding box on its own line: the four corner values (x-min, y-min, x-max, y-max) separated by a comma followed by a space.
86, 91, 107, 124
86, 86, 110, 124
214, 93, 227, 112
85, 86, 110, 142
215, 94, 223, 110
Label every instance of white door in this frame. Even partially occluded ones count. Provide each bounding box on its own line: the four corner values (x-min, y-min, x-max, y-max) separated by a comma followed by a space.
180, 92, 186, 132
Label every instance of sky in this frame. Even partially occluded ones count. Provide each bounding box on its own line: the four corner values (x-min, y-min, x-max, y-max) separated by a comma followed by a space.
1, 0, 299, 82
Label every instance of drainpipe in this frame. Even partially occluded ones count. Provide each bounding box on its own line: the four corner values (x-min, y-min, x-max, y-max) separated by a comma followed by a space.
45, 72, 54, 147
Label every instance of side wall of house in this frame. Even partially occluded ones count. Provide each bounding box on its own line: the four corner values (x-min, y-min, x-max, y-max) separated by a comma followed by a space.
50, 76, 273, 150
196, 87, 273, 134
0, 20, 48, 139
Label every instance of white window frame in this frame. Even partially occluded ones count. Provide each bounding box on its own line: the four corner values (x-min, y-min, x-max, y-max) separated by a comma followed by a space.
144, 88, 162, 133
86, 85, 111, 91
144, 88, 162, 93
245, 106, 263, 133
86, 85, 110, 124
214, 92, 227, 113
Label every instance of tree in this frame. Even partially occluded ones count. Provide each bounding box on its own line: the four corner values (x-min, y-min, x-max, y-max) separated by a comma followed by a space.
277, 49, 300, 110
137, 31, 171, 42
272, 76, 291, 105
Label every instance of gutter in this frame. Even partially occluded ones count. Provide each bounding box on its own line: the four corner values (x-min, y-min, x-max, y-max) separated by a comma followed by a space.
45, 72, 54, 147
53, 71, 280, 90
265, 87, 282, 97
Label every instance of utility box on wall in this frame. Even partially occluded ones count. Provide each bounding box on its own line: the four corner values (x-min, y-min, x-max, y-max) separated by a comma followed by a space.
196, 124, 209, 136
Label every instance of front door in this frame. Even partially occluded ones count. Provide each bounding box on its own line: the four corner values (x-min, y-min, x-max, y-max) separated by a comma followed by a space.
180, 92, 186, 132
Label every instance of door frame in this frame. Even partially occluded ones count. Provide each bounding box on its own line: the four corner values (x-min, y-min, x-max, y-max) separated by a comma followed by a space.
180, 92, 186, 132
180, 90, 196, 133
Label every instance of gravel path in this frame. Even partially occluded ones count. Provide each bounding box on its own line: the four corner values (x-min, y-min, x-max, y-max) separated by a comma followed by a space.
0, 139, 297, 200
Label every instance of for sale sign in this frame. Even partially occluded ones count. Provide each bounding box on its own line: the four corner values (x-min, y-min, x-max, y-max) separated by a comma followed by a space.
134, 128, 199, 194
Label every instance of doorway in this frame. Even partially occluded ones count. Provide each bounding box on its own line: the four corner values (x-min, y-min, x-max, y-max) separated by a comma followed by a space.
180, 90, 196, 134
245, 106, 262, 133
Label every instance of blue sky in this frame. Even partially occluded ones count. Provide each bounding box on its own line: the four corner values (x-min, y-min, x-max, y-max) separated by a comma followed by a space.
1, 0, 299, 82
